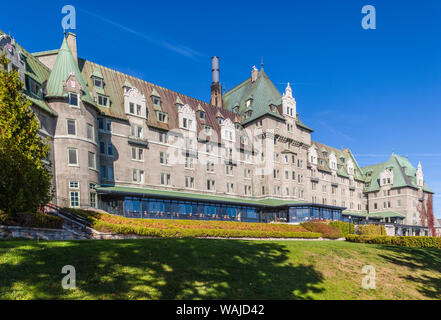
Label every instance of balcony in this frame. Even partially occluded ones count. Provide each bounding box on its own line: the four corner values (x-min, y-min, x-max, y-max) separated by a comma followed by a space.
331, 181, 338, 187
128, 136, 149, 148
310, 176, 319, 183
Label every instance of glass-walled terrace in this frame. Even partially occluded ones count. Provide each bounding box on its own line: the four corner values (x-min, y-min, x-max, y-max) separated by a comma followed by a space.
261, 206, 342, 223
100, 195, 261, 223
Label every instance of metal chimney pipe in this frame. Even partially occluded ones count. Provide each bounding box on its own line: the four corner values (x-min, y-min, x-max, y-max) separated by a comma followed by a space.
211, 56, 220, 83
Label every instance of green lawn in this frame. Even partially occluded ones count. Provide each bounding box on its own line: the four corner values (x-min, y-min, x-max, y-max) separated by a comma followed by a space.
0, 239, 440, 300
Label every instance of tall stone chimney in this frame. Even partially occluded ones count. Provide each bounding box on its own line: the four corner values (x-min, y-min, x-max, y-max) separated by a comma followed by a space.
210, 56, 223, 108
66, 32, 77, 64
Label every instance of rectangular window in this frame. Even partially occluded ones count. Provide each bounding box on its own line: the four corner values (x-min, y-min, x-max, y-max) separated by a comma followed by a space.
68, 148, 78, 166
97, 94, 108, 107
87, 123, 94, 141
108, 167, 114, 180
69, 92, 78, 107
106, 119, 111, 132
160, 173, 171, 185
207, 179, 215, 191
107, 143, 114, 157
129, 102, 135, 114
69, 181, 79, 189
94, 77, 103, 88
100, 142, 106, 154
88, 152, 96, 169
185, 176, 195, 188
69, 191, 80, 208
67, 119, 77, 135
100, 165, 107, 179
153, 96, 161, 106
98, 118, 104, 130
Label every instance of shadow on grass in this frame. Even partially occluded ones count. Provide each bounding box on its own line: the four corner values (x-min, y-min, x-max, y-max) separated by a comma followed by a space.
0, 239, 324, 300
375, 245, 441, 299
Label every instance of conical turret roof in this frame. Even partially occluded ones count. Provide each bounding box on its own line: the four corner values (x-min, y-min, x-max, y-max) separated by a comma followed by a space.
46, 36, 94, 105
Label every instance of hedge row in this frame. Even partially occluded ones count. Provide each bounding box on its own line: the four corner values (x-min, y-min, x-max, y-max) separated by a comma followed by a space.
356, 224, 386, 236
301, 220, 341, 239
92, 219, 322, 239
346, 235, 441, 249
329, 221, 355, 238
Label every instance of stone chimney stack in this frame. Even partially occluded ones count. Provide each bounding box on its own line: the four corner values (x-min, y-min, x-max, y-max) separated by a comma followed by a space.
66, 32, 77, 64
210, 56, 223, 108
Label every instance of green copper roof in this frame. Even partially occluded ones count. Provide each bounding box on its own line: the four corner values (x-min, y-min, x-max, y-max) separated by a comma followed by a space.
342, 211, 405, 219
362, 153, 433, 194
91, 68, 103, 79
96, 185, 305, 207
46, 37, 94, 105
223, 69, 286, 125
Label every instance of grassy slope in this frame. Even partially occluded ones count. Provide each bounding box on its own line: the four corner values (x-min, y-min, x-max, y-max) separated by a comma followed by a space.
0, 239, 440, 300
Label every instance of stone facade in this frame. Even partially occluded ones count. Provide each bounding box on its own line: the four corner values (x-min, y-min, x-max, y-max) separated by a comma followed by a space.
0, 31, 435, 228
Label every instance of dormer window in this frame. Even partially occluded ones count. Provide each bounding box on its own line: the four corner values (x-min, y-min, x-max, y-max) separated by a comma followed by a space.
68, 92, 78, 107
235, 123, 242, 130
157, 111, 168, 123
217, 117, 224, 125
176, 103, 184, 109
323, 151, 328, 158
93, 77, 103, 89
198, 110, 206, 120
203, 125, 212, 134
97, 94, 108, 107
233, 106, 239, 114
152, 96, 161, 107
246, 99, 252, 108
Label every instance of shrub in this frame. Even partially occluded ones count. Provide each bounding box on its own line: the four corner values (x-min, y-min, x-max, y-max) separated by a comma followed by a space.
69, 210, 323, 239
356, 224, 386, 236
329, 221, 355, 238
346, 235, 441, 249
0, 211, 63, 229
301, 220, 341, 239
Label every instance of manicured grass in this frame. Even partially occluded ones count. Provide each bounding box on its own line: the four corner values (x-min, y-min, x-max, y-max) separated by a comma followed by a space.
0, 239, 440, 299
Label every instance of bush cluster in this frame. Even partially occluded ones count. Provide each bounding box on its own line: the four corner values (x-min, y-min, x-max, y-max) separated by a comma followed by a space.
69, 209, 322, 239
0, 211, 63, 229
329, 221, 355, 238
356, 224, 386, 236
346, 235, 441, 249
301, 220, 341, 239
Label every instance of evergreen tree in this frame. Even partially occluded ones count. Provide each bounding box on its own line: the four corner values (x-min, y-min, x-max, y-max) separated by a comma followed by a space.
0, 54, 52, 218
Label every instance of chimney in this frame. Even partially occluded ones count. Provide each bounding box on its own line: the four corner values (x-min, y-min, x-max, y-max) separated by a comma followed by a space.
210, 56, 223, 108
251, 66, 258, 82
66, 32, 77, 63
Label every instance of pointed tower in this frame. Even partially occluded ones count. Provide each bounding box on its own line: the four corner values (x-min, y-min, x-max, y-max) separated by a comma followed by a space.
417, 162, 424, 188
46, 36, 94, 105
210, 56, 223, 108
45, 35, 99, 209
282, 82, 296, 119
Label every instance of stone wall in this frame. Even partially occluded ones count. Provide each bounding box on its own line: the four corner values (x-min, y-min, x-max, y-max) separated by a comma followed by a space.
0, 225, 86, 241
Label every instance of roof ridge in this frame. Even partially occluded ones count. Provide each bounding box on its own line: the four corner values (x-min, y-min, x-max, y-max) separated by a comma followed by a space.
83, 59, 222, 112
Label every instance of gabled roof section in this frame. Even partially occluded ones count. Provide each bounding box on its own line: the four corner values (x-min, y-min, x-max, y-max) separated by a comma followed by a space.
1, 31, 56, 116
78, 58, 238, 140
311, 140, 365, 181
362, 153, 433, 193
46, 37, 94, 106
223, 69, 285, 125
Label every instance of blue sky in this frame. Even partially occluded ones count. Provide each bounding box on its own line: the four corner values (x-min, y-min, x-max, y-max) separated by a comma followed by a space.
2, 0, 440, 217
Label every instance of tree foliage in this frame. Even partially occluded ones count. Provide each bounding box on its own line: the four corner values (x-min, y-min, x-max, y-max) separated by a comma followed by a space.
0, 54, 52, 217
